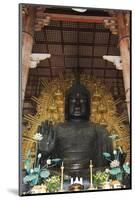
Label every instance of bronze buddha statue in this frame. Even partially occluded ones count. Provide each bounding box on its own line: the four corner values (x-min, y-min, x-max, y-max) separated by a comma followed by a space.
38, 81, 113, 177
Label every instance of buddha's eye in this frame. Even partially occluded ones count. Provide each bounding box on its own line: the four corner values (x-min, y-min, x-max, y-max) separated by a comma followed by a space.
80, 99, 84, 103
71, 99, 76, 103
80, 99, 87, 103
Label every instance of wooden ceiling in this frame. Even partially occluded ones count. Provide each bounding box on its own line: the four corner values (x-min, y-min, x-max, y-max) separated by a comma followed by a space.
24, 6, 126, 115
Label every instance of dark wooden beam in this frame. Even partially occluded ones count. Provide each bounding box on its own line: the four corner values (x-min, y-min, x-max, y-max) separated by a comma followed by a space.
35, 69, 39, 96
44, 26, 110, 32
26, 73, 124, 80
38, 54, 112, 59
77, 22, 80, 77
60, 21, 65, 73
35, 41, 116, 47
43, 29, 52, 79
91, 23, 96, 75
37, 66, 122, 71
117, 70, 120, 96
37, 12, 115, 23
104, 31, 111, 81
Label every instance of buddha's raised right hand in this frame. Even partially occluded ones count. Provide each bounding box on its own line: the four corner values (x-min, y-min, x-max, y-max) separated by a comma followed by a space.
38, 120, 56, 153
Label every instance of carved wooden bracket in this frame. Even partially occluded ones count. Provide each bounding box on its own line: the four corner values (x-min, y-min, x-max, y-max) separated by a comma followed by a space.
103, 55, 122, 70
22, 5, 29, 16
30, 53, 51, 68
103, 18, 118, 35
34, 8, 50, 31
104, 11, 130, 37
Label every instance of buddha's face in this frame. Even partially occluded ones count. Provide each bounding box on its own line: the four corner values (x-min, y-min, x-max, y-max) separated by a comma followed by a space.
68, 92, 90, 121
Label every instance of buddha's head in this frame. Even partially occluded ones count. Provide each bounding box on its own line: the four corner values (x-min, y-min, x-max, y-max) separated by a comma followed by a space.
65, 81, 90, 121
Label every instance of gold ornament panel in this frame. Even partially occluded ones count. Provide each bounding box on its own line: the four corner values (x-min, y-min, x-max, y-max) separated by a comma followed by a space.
22, 73, 130, 166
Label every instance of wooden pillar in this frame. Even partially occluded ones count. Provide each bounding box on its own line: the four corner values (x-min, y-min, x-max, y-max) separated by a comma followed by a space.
117, 12, 130, 121
21, 5, 36, 101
